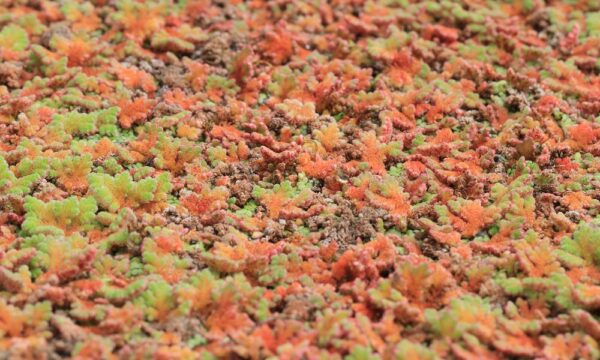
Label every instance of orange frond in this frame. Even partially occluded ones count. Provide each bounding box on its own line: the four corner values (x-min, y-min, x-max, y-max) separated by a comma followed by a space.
260, 29, 293, 65
184, 60, 210, 91
181, 187, 229, 216
164, 88, 195, 110
54, 37, 94, 67
430, 229, 461, 246
563, 191, 593, 211
116, 66, 157, 93
315, 123, 342, 151
569, 122, 598, 148
118, 97, 155, 129
298, 153, 338, 179
360, 131, 386, 174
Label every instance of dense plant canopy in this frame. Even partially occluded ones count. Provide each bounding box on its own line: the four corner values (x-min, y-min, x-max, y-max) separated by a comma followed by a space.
0, 0, 599, 358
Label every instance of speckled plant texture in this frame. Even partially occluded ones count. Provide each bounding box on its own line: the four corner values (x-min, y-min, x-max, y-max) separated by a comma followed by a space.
0, 0, 599, 359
